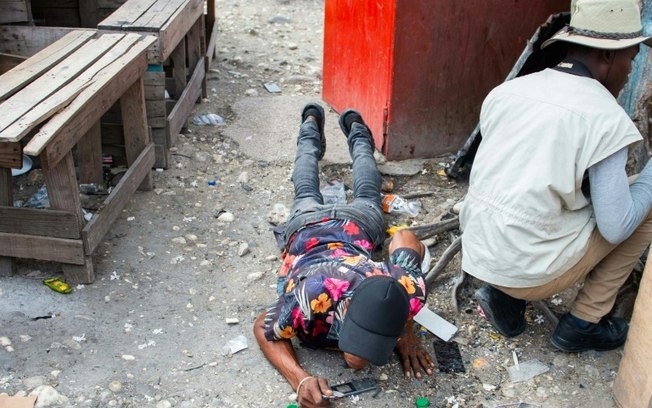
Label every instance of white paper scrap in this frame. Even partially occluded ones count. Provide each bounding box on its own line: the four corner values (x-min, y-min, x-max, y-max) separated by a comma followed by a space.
413, 307, 458, 341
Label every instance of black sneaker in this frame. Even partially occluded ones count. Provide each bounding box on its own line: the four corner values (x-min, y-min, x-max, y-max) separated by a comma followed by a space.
551, 313, 628, 352
338, 109, 375, 150
301, 103, 326, 160
475, 284, 526, 337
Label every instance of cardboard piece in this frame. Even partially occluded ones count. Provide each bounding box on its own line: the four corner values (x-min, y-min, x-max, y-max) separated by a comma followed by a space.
413, 306, 458, 341
613, 259, 652, 408
0, 395, 37, 408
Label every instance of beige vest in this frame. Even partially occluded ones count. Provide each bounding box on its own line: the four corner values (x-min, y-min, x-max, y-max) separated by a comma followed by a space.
460, 69, 641, 288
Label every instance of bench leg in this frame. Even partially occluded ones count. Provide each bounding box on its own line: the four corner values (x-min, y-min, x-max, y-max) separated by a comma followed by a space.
187, 16, 204, 102
0, 168, 16, 276
77, 121, 103, 186
62, 256, 95, 284
120, 77, 153, 191
170, 38, 187, 100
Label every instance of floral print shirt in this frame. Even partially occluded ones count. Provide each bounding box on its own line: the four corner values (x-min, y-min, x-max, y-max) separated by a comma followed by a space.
263, 218, 427, 349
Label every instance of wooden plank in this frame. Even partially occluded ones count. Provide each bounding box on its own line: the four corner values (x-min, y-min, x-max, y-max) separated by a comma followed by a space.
24, 35, 156, 160
0, 207, 80, 238
153, 142, 169, 169
62, 255, 94, 283
0, 29, 94, 101
120, 78, 153, 189
0, 33, 141, 143
42, 151, 84, 227
78, 121, 103, 185
97, 0, 159, 28
0, 168, 15, 274
82, 142, 154, 253
0, 142, 21, 168
159, 0, 203, 62
170, 36, 187, 99
186, 16, 202, 87
167, 57, 203, 138
131, 0, 185, 31
0, 231, 84, 264
79, 0, 99, 27
206, 18, 218, 68
0, 33, 124, 135
0, 0, 31, 24
0, 53, 27, 75
0, 26, 80, 57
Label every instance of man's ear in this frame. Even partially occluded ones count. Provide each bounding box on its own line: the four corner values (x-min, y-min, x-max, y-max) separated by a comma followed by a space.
600, 49, 616, 64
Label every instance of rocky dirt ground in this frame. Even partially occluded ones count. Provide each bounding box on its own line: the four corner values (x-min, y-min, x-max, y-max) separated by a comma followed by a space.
0, 0, 631, 407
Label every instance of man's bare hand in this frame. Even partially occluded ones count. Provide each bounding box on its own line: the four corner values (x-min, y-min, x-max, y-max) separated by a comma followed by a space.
297, 376, 332, 407
395, 329, 435, 378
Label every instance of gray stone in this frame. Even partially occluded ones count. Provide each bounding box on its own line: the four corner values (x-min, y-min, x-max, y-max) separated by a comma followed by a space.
31, 385, 69, 407
378, 159, 427, 176
23, 375, 46, 390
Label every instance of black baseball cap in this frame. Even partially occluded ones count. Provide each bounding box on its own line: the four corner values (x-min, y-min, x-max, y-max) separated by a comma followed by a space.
338, 276, 410, 365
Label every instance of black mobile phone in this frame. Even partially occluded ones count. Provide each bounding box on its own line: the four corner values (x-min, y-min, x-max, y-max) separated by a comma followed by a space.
433, 338, 466, 373
322, 378, 378, 400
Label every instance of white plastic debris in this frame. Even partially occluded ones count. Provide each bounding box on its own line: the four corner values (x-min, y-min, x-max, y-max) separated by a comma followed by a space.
507, 358, 550, 383
192, 113, 225, 126
221, 334, 248, 356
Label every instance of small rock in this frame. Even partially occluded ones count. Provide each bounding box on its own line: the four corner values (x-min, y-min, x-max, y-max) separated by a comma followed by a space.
225, 318, 239, 325
172, 237, 187, 245
218, 212, 235, 222
245, 88, 258, 97
121, 355, 136, 361
452, 200, 464, 214
185, 234, 198, 242
30, 385, 68, 407
287, 43, 299, 50
109, 380, 122, 393
267, 203, 289, 225
238, 242, 250, 257
0, 337, 11, 346
552, 354, 569, 369
268, 15, 291, 24
379, 373, 388, 381
156, 400, 172, 408
536, 386, 549, 398
247, 271, 265, 282
237, 171, 249, 184
23, 375, 46, 390
266, 255, 278, 261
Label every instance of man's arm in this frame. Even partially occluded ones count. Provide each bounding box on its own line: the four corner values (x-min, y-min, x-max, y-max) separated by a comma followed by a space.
253, 312, 332, 407
387, 229, 435, 378
589, 147, 652, 244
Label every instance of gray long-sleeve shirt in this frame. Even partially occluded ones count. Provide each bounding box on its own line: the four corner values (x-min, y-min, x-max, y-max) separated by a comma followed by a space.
589, 147, 652, 244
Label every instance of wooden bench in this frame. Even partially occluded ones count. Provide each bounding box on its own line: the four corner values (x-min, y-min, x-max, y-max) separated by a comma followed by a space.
98, 0, 209, 168
0, 30, 156, 283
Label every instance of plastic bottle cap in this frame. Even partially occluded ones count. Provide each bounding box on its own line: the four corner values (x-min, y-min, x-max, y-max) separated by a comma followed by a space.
286, 405, 299, 408
415, 397, 430, 407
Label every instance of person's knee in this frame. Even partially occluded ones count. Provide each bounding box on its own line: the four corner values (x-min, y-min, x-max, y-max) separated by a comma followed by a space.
389, 229, 422, 255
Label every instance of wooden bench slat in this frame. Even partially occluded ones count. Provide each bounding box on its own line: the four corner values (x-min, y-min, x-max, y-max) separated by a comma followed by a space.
159, 0, 203, 62
130, 0, 186, 30
0, 231, 85, 264
0, 207, 80, 238
0, 34, 142, 143
98, 0, 159, 28
24, 34, 156, 157
0, 33, 125, 137
0, 30, 94, 101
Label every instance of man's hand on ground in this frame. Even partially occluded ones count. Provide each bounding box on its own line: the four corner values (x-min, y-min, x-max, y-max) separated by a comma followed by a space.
395, 326, 435, 378
297, 376, 332, 408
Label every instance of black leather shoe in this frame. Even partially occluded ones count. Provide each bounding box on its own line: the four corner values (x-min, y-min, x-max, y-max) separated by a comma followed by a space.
475, 284, 527, 337
338, 109, 375, 150
301, 103, 326, 160
551, 313, 628, 352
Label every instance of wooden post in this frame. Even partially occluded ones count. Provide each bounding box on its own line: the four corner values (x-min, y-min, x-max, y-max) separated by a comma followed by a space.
187, 17, 203, 102
170, 37, 187, 100
77, 121, 103, 185
0, 167, 16, 275
120, 78, 153, 190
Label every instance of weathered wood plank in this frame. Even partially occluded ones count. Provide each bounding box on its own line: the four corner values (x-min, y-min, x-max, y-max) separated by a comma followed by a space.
24, 35, 155, 160
170, 36, 187, 99
120, 78, 153, 190
0, 33, 124, 135
131, 0, 185, 30
82, 143, 154, 253
0, 142, 21, 168
0, 33, 140, 143
78, 121, 103, 185
0, 207, 80, 238
0, 0, 31, 24
0, 53, 27, 75
167, 57, 203, 139
0, 231, 84, 264
159, 0, 203, 62
42, 151, 84, 227
0, 167, 15, 274
0, 29, 94, 101
97, 0, 159, 28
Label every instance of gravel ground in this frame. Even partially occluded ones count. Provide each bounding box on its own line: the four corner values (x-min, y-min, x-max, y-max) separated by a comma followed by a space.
0, 0, 628, 407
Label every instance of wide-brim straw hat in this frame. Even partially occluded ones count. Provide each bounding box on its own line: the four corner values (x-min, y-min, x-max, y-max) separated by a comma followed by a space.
542, 0, 652, 49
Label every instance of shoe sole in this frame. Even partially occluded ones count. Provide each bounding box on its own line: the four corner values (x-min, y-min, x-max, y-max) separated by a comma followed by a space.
475, 289, 526, 338
550, 335, 625, 353
301, 103, 326, 160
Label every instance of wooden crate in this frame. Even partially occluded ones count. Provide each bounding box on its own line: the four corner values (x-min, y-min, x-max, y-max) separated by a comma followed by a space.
0, 30, 156, 283
98, 0, 209, 168
29, 0, 127, 28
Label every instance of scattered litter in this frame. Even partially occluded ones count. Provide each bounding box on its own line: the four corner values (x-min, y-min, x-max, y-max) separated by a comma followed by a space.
24, 186, 50, 208
534, 314, 545, 324
110, 271, 120, 280
221, 334, 248, 356
433, 338, 465, 373
381, 194, 421, 216
507, 358, 550, 383
11, 154, 33, 177
190, 180, 199, 187
413, 307, 458, 341
263, 82, 282, 93
121, 355, 136, 361
184, 363, 206, 372
415, 397, 430, 407
225, 318, 239, 325
137, 340, 156, 350
444, 396, 459, 408
208, 180, 217, 186
82, 209, 93, 221
321, 181, 347, 204
152, 328, 163, 335
127, 216, 135, 222
192, 113, 225, 126
551, 296, 563, 305
43, 278, 72, 294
